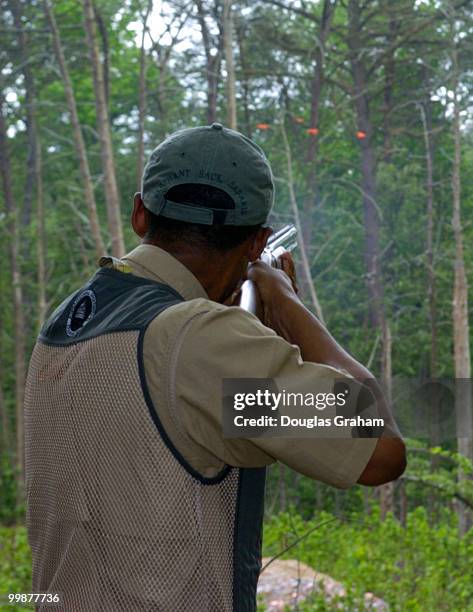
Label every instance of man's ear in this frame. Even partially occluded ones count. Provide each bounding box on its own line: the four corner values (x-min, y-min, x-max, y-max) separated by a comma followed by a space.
247, 226, 273, 262
131, 193, 148, 238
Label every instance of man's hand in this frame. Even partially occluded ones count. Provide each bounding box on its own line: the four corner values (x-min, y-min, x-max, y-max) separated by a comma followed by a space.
247, 260, 294, 301
247, 251, 299, 300
246, 253, 299, 331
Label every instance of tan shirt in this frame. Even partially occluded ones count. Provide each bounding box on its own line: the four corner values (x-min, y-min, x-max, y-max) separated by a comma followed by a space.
100, 244, 377, 488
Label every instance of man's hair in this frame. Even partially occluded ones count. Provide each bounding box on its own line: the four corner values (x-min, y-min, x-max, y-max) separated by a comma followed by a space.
144, 183, 262, 252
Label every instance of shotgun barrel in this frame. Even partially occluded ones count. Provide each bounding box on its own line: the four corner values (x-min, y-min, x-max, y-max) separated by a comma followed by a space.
239, 224, 297, 317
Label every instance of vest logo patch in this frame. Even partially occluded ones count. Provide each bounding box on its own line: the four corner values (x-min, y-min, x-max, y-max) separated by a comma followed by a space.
66, 289, 97, 337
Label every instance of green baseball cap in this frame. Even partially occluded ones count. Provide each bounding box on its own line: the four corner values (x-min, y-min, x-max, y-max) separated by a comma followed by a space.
141, 123, 274, 225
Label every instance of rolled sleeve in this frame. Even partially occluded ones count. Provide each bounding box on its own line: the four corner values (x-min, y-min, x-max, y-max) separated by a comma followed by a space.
172, 302, 377, 488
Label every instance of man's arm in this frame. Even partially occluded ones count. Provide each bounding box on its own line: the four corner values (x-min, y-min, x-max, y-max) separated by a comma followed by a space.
247, 260, 406, 486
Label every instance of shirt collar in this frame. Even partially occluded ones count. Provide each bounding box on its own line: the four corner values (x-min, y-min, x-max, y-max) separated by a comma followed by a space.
101, 244, 208, 301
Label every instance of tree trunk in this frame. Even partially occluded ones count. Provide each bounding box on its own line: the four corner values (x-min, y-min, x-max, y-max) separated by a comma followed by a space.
207, 62, 221, 125
348, 0, 385, 330
223, 0, 237, 129
399, 480, 408, 527
94, 4, 110, 108
302, 0, 335, 248
82, 0, 125, 257
0, 291, 12, 457
0, 381, 11, 457
302, 59, 321, 250
380, 323, 394, 519
348, 0, 393, 516
279, 464, 287, 512
451, 44, 472, 535
235, 20, 252, 137
7, 0, 37, 230
419, 94, 440, 518
281, 118, 325, 323
36, 135, 47, 326
0, 94, 26, 503
382, 8, 397, 162
137, 0, 153, 190
419, 100, 437, 380
44, 0, 105, 260
8, 0, 43, 357
195, 0, 224, 125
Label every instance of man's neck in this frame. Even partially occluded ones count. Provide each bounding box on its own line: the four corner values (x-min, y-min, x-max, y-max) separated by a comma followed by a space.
143, 239, 243, 303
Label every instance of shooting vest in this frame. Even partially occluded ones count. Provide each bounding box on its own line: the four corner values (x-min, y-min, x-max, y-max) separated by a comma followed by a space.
24, 267, 266, 612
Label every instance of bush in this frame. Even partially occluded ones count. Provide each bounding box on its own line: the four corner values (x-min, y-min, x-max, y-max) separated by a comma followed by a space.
3, 509, 473, 611
263, 507, 473, 611
0, 527, 32, 611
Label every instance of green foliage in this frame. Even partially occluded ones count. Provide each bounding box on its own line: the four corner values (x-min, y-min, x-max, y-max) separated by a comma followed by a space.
264, 441, 473, 526
263, 508, 473, 611
2, 1, 473, 608
407, 441, 473, 509
3, 509, 473, 611
0, 455, 18, 525
0, 528, 32, 612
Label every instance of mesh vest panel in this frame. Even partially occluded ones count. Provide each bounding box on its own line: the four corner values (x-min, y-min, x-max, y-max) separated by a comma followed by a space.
25, 331, 240, 611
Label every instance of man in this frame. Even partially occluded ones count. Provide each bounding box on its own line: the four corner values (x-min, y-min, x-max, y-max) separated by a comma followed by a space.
24, 123, 405, 611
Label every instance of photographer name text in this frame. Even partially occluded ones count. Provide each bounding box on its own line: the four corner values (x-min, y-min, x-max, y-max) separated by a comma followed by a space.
233, 414, 384, 429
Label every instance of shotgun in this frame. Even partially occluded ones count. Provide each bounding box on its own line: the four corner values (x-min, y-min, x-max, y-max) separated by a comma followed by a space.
240, 224, 298, 318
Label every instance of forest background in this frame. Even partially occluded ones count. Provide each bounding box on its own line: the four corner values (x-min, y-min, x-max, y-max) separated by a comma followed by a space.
1, 0, 473, 609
